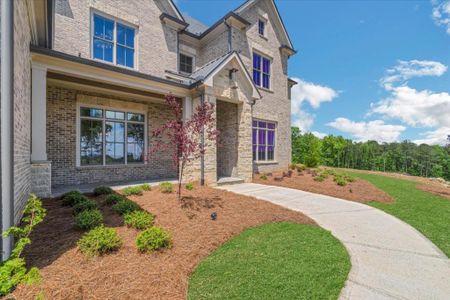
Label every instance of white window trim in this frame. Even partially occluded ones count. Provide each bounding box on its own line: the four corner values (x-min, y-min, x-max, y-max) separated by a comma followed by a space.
76, 103, 147, 167
90, 9, 139, 70
252, 51, 273, 91
178, 51, 195, 75
258, 18, 267, 38
252, 119, 277, 163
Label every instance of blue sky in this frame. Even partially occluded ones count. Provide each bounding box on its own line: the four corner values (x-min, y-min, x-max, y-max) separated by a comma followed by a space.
175, 0, 450, 145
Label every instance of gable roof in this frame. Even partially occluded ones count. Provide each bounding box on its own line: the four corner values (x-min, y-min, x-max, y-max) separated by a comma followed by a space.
191, 51, 262, 100
183, 14, 209, 36
234, 0, 294, 50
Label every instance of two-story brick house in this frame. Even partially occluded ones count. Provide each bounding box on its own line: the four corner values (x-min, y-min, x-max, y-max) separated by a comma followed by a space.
0, 0, 296, 258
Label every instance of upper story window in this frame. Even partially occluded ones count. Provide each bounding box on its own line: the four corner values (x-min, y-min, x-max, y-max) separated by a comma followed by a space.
258, 19, 266, 36
79, 106, 145, 166
93, 14, 135, 68
179, 53, 193, 74
253, 52, 271, 90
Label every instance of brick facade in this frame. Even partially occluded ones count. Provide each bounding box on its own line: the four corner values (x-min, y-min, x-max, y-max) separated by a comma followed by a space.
47, 84, 177, 187
217, 100, 239, 177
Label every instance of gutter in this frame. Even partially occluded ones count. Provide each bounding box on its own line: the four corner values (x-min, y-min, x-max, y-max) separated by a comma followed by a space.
1, 0, 15, 261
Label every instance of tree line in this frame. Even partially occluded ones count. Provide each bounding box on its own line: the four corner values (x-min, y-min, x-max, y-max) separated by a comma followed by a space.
291, 127, 450, 181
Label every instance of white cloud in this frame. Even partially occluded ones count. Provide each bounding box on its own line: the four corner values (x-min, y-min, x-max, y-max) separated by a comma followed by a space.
413, 127, 450, 145
290, 78, 338, 133
291, 78, 339, 110
311, 131, 327, 139
327, 118, 406, 143
380, 60, 447, 89
432, 0, 450, 35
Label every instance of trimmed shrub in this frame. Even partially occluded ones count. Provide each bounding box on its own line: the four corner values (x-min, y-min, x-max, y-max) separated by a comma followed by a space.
313, 175, 325, 182
105, 194, 125, 205
344, 175, 356, 183
136, 226, 171, 253
159, 182, 173, 193
93, 186, 113, 196
185, 182, 194, 191
75, 209, 103, 230
289, 164, 297, 170
112, 199, 141, 215
62, 191, 86, 207
259, 174, 268, 180
73, 199, 98, 215
124, 211, 155, 230
140, 183, 152, 191
296, 164, 306, 172
78, 225, 122, 256
123, 186, 143, 196
334, 176, 347, 186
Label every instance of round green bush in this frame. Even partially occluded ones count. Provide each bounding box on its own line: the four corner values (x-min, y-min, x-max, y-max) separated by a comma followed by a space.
185, 182, 194, 191
73, 199, 98, 215
123, 186, 143, 196
77, 225, 122, 256
140, 183, 151, 191
136, 226, 171, 253
159, 182, 173, 193
259, 174, 268, 180
112, 199, 141, 215
313, 175, 325, 182
93, 186, 114, 196
62, 191, 86, 207
75, 209, 103, 230
124, 211, 155, 230
105, 194, 125, 205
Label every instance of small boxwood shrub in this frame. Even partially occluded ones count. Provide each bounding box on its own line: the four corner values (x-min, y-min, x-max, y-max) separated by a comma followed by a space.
75, 209, 103, 230
73, 199, 98, 215
93, 186, 113, 196
334, 176, 347, 186
136, 226, 171, 253
159, 182, 173, 193
124, 211, 154, 230
62, 191, 87, 207
112, 199, 141, 215
105, 194, 125, 205
313, 175, 325, 182
259, 174, 268, 180
78, 225, 122, 256
185, 182, 194, 191
140, 183, 151, 191
123, 186, 143, 196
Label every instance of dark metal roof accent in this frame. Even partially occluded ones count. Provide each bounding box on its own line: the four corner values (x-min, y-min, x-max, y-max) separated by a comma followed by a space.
159, 12, 189, 28
30, 45, 192, 89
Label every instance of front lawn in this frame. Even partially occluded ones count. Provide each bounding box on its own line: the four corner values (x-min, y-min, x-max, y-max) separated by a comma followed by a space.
188, 222, 351, 300
349, 172, 450, 257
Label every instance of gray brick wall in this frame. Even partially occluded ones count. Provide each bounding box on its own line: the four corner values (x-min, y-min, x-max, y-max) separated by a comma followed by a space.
47, 84, 177, 187
13, 0, 32, 223
217, 100, 238, 177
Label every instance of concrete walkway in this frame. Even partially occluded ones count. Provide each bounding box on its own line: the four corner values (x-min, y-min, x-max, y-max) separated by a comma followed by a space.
218, 183, 450, 300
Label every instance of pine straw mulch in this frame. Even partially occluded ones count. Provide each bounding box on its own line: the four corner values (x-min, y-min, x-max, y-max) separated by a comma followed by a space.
417, 183, 450, 201
253, 169, 393, 204
8, 185, 314, 300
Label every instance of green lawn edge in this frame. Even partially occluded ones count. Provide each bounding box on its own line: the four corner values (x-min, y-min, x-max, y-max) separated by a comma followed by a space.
349, 172, 450, 257
188, 222, 351, 300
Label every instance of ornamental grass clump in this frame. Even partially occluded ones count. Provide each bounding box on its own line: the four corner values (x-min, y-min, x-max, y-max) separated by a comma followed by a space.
0, 194, 46, 296
72, 199, 98, 215
124, 211, 155, 230
75, 209, 103, 230
105, 193, 125, 205
61, 191, 86, 206
112, 199, 141, 215
136, 226, 171, 253
93, 186, 114, 196
77, 225, 122, 256
159, 182, 173, 193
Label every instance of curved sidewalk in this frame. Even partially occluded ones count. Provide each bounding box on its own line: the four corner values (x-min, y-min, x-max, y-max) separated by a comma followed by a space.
218, 183, 450, 300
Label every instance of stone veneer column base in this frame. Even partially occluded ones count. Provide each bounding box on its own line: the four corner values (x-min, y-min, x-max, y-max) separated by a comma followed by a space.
31, 161, 52, 198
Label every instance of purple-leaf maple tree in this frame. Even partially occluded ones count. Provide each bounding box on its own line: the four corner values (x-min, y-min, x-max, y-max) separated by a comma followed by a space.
149, 94, 218, 201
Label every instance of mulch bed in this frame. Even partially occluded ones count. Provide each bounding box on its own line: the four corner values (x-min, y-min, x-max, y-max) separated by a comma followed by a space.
417, 183, 450, 201
9, 185, 314, 300
254, 170, 393, 204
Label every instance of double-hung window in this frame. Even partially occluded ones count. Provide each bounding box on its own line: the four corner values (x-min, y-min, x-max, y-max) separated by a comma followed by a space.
179, 53, 193, 74
253, 53, 271, 89
93, 14, 135, 68
252, 120, 276, 161
79, 107, 145, 166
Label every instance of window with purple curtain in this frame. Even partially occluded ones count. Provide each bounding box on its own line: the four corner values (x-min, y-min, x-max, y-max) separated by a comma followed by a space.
253, 53, 271, 89
252, 120, 276, 162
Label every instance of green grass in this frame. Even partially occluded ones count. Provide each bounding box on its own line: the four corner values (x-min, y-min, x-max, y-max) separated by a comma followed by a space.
188, 222, 350, 300
349, 172, 450, 257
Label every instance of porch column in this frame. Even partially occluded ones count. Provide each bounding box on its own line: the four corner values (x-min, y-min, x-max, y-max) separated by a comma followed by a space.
203, 91, 217, 185
182, 96, 192, 121
31, 63, 51, 198
237, 100, 253, 182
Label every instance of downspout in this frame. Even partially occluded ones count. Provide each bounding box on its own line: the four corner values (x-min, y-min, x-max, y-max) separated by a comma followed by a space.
1, 0, 14, 261
200, 92, 205, 186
